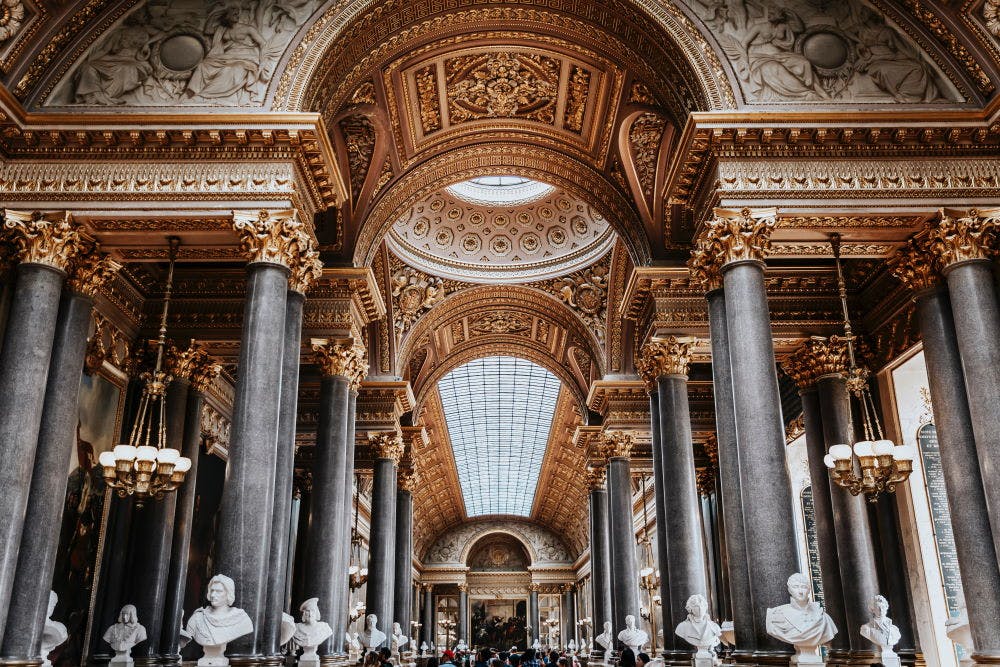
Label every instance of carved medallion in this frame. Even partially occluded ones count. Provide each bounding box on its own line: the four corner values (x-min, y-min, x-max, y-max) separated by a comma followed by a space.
446, 52, 559, 124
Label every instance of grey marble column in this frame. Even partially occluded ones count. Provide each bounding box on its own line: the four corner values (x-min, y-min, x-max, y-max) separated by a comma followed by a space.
214, 259, 290, 659
337, 390, 359, 649
562, 586, 577, 647
781, 349, 848, 653
0, 261, 68, 639
529, 586, 540, 646
285, 494, 301, 614
365, 435, 401, 647
721, 256, 799, 655
605, 440, 640, 641
645, 387, 672, 651
130, 374, 188, 665
914, 285, 1000, 656
705, 288, 755, 653
393, 482, 415, 636
0, 286, 93, 662
162, 365, 214, 660
587, 476, 612, 650
942, 259, 1000, 565
422, 585, 434, 647
457, 586, 469, 647
302, 366, 351, 656
653, 348, 708, 661
261, 290, 304, 657
816, 373, 878, 659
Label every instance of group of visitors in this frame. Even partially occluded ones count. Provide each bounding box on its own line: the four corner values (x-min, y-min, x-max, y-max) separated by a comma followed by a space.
468, 647, 579, 667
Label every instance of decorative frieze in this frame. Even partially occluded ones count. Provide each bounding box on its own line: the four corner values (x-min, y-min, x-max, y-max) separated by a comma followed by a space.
930, 207, 1000, 266
3, 210, 86, 270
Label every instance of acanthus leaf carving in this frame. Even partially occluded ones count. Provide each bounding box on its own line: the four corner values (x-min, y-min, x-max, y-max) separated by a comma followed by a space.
446, 52, 559, 124
391, 265, 446, 345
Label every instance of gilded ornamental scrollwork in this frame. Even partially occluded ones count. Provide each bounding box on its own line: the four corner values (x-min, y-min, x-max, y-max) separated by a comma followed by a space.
3, 210, 87, 271
696, 433, 719, 498
398, 466, 420, 492
930, 208, 1000, 267
167, 342, 220, 392
584, 466, 606, 491
289, 247, 324, 295
697, 208, 778, 268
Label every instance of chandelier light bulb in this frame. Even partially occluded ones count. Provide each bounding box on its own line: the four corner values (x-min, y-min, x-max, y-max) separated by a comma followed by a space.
823, 454, 835, 469
892, 444, 916, 461
639, 566, 654, 577
853, 440, 875, 458
174, 457, 192, 473
99, 451, 116, 468
873, 439, 895, 456
829, 444, 853, 460
156, 447, 180, 464
113, 444, 137, 460
135, 446, 158, 462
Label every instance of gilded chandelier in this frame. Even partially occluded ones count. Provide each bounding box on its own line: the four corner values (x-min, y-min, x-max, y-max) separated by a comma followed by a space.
822, 234, 914, 501
99, 238, 191, 502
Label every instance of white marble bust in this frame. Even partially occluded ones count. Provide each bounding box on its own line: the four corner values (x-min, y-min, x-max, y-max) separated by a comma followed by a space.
617, 615, 649, 652
595, 621, 613, 652
293, 598, 333, 664
184, 574, 254, 666
766, 573, 837, 665
675, 594, 722, 664
103, 604, 147, 666
41, 591, 68, 667
361, 613, 387, 649
860, 595, 901, 667
392, 622, 410, 650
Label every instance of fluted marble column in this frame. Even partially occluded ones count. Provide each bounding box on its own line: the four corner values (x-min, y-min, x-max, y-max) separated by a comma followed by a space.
893, 240, 1000, 660
781, 342, 849, 653
393, 469, 417, 636
602, 432, 641, 641
457, 585, 469, 648
0, 211, 84, 640
215, 210, 311, 660
262, 254, 321, 659
586, 468, 612, 651
691, 208, 798, 658
422, 584, 434, 647
529, 584, 541, 646
702, 286, 755, 654
639, 338, 708, 662
303, 340, 365, 656
932, 210, 1000, 578
161, 348, 220, 661
1, 250, 118, 664
365, 433, 403, 647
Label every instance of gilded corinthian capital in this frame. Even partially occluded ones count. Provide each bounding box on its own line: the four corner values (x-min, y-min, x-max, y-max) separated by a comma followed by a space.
891, 233, 943, 292
781, 337, 849, 390
584, 466, 606, 491
3, 210, 86, 270
930, 208, 1000, 267
698, 207, 778, 267
66, 247, 122, 297
687, 240, 723, 291
598, 431, 634, 460
637, 336, 695, 384
369, 432, 405, 464
167, 341, 220, 392
398, 466, 419, 492
312, 339, 367, 385
289, 246, 324, 295
233, 209, 313, 268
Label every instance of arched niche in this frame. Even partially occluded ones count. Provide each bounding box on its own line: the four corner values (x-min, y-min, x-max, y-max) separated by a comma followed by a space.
467, 533, 533, 572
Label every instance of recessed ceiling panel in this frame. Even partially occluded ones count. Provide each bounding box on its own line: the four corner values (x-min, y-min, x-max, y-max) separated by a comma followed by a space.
437, 356, 561, 516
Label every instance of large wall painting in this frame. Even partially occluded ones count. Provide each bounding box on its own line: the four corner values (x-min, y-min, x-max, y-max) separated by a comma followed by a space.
472, 599, 527, 649
51, 370, 124, 667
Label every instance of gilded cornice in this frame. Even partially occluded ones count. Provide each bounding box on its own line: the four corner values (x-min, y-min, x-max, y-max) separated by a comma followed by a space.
369, 432, 405, 465
233, 209, 313, 268
66, 246, 122, 297
781, 337, 849, 391
890, 233, 943, 292
586, 380, 649, 430
3, 209, 86, 270
931, 207, 1000, 266
325, 266, 387, 325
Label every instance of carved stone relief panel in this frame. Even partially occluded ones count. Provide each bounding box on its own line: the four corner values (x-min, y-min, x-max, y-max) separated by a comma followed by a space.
424, 518, 575, 564
46, 0, 322, 107
689, 0, 964, 103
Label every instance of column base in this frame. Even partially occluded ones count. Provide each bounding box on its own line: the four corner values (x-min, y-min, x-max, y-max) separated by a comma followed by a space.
972, 651, 1000, 665
826, 650, 876, 665
660, 649, 695, 666
226, 655, 284, 667
0, 659, 44, 667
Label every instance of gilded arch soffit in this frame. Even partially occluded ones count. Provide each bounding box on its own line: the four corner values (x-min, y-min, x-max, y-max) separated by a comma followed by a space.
423, 516, 575, 565
398, 284, 601, 419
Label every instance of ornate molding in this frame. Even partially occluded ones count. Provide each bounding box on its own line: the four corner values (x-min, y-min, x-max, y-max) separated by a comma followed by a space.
391, 264, 446, 344
233, 209, 313, 268
2, 209, 86, 270
931, 207, 1000, 266
687, 242, 722, 292
636, 335, 694, 382
890, 232, 943, 292
781, 337, 849, 390
369, 431, 405, 464
597, 430, 634, 460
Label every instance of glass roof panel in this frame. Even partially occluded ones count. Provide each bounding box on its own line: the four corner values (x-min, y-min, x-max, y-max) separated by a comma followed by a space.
437, 356, 561, 517
446, 176, 554, 205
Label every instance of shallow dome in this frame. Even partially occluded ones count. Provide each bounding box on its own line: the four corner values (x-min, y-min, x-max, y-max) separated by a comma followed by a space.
387, 183, 615, 284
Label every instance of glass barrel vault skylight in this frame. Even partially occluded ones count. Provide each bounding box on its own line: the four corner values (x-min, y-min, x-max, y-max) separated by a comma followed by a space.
436, 356, 561, 517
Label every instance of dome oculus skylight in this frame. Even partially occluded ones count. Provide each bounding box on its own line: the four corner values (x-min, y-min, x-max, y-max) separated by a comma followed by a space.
447, 176, 554, 205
